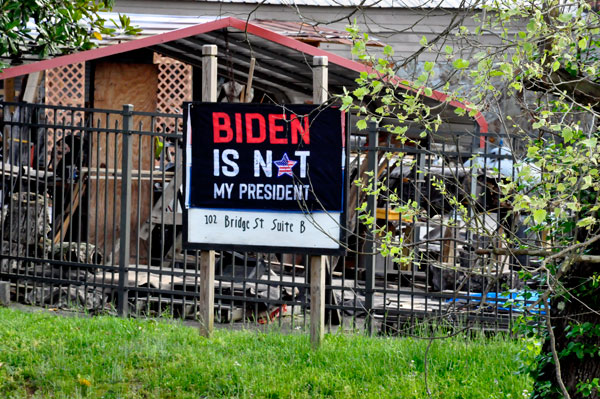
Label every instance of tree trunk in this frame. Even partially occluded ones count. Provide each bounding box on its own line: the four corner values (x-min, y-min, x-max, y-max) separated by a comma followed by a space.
532, 261, 600, 399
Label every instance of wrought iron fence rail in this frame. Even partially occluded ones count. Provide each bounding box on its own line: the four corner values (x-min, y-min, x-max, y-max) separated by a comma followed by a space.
0, 101, 538, 333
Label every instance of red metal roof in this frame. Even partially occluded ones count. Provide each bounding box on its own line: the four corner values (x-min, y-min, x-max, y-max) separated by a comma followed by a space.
0, 17, 487, 133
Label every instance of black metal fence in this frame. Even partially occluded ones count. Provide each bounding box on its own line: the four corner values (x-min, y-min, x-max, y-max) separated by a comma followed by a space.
0, 101, 541, 333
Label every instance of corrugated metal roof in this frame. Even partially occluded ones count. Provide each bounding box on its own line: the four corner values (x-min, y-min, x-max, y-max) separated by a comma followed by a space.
190, 0, 478, 8
233, 20, 382, 46
97, 14, 382, 47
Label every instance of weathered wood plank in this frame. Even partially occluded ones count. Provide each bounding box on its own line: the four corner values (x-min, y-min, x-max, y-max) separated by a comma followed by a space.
310, 255, 326, 349
88, 62, 157, 264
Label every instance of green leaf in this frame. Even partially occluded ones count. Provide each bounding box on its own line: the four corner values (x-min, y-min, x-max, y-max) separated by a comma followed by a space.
526, 19, 536, 32
420, 36, 428, 46
352, 87, 368, 100
562, 127, 573, 142
452, 59, 470, 69
533, 209, 547, 224
424, 62, 434, 72
527, 146, 540, 158
582, 137, 597, 148
454, 108, 467, 116
577, 216, 596, 228
5, 19, 20, 30
552, 60, 560, 71
356, 119, 367, 130
341, 95, 353, 109
558, 13, 572, 23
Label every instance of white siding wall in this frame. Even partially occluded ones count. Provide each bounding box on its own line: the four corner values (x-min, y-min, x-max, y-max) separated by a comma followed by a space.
113, 1, 500, 63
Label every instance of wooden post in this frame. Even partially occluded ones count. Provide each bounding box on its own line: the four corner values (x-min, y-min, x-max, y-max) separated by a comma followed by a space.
0, 281, 10, 306
4, 78, 15, 103
313, 56, 328, 104
199, 250, 215, 336
22, 72, 42, 103
198, 44, 218, 338
202, 45, 218, 103
310, 56, 328, 349
4, 78, 15, 112
310, 254, 326, 348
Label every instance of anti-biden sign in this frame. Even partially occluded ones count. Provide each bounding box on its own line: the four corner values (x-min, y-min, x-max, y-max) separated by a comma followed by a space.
183, 103, 346, 254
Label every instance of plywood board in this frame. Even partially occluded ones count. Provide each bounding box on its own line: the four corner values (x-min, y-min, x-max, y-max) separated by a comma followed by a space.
88, 62, 157, 264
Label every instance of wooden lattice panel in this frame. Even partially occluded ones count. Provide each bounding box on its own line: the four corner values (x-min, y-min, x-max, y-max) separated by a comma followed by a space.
44, 62, 85, 169
45, 62, 85, 107
154, 54, 192, 134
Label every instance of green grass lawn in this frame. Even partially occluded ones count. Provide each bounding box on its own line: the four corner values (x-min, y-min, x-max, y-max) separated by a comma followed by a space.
0, 307, 532, 398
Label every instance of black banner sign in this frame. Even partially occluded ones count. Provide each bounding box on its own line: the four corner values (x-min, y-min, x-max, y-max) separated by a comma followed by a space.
186, 103, 345, 212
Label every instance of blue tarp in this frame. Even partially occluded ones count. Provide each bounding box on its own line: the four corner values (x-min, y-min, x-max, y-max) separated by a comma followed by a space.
447, 291, 547, 314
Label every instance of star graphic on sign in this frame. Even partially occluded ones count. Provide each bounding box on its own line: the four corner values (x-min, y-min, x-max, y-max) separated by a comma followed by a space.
273, 153, 297, 177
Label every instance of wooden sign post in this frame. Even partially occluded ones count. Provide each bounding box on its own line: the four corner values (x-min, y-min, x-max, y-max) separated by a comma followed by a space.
198, 44, 218, 338
311, 56, 328, 349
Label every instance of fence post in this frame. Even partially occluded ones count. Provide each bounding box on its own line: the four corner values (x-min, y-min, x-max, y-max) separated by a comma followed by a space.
198, 44, 218, 338
365, 121, 379, 335
310, 56, 328, 349
117, 104, 134, 317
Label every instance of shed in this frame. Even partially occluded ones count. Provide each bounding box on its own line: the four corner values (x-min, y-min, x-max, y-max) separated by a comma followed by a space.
0, 16, 486, 265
